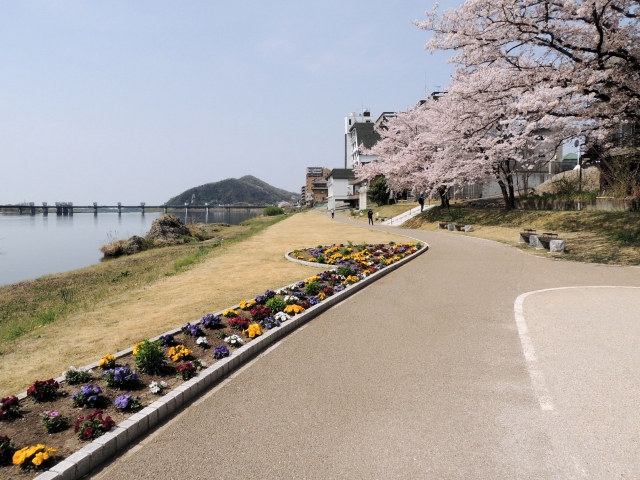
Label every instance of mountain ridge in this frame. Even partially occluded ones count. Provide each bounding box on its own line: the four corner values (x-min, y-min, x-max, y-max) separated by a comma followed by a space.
166, 175, 298, 205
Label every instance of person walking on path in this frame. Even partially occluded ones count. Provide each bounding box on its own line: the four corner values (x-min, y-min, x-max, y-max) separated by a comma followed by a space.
367, 208, 374, 225
331, 209, 334, 219
419, 194, 425, 212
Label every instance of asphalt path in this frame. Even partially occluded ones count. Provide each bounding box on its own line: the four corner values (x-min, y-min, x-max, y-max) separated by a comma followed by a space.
91, 216, 640, 479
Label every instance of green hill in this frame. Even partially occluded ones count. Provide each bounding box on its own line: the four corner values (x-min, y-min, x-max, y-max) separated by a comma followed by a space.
166, 175, 298, 205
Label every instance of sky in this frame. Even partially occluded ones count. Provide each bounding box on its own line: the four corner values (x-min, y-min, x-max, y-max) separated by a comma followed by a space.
0, 1, 460, 205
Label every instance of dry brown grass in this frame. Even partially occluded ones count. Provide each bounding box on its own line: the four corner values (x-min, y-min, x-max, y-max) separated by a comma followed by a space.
0, 212, 409, 396
404, 207, 640, 266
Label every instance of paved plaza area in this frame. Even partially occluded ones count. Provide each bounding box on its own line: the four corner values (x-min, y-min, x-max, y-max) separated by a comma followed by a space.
91, 217, 640, 479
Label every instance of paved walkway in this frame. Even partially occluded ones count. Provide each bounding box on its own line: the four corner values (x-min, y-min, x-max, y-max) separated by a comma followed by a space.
91, 217, 640, 479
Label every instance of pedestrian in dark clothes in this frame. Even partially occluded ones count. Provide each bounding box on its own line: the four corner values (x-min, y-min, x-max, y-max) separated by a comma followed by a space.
418, 195, 425, 212
331, 209, 334, 219
367, 208, 374, 225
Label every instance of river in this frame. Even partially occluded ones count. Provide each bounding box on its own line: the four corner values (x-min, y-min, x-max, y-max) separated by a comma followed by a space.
0, 210, 258, 287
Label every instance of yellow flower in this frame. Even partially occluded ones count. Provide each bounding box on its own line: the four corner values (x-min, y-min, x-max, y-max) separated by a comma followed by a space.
296, 255, 304, 259
132, 342, 142, 355
305, 276, 321, 284
13, 447, 28, 465
284, 304, 305, 315
168, 344, 192, 362
98, 354, 116, 368
308, 258, 317, 262
239, 300, 256, 310
223, 309, 238, 317
32, 452, 46, 466
317, 292, 326, 300
243, 323, 262, 339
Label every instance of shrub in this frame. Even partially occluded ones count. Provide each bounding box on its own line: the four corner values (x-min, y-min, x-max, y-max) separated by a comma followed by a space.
41, 411, 68, 433
0, 435, 15, 465
12, 444, 57, 470
305, 281, 321, 296
133, 340, 167, 375
74, 410, 115, 441
71, 385, 104, 408
263, 206, 284, 216
64, 366, 94, 385
336, 266, 353, 277
27, 379, 59, 402
0, 396, 21, 420
102, 366, 139, 388
265, 297, 286, 313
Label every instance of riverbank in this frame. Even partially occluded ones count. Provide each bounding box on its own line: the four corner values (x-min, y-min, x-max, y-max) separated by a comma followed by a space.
404, 207, 640, 265
0, 211, 409, 397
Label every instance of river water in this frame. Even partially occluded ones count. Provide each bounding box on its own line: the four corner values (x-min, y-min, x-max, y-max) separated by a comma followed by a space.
0, 210, 258, 287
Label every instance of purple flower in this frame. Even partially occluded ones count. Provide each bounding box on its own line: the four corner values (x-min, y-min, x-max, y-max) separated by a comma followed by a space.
200, 314, 221, 328
334, 285, 345, 292
213, 345, 229, 359
263, 289, 276, 299
160, 334, 175, 346
49, 411, 59, 418
182, 322, 204, 337
308, 296, 319, 305
254, 295, 264, 304
114, 393, 141, 411
296, 281, 305, 288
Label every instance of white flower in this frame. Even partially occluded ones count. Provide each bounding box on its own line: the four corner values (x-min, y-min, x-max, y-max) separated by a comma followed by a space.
284, 295, 299, 305
149, 381, 162, 394
200, 361, 207, 367
274, 312, 291, 322
196, 336, 208, 345
160, 381, 168, 388
224, 335, 244, 346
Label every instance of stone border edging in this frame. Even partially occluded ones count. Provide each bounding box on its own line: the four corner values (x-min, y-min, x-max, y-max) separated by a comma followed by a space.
34, 241, 428, 480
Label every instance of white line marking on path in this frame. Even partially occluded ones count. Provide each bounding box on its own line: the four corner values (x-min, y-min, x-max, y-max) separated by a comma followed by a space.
514, 285, 640, 412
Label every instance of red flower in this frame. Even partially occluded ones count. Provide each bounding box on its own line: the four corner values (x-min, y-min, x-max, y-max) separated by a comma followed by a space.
83, 427, 93, 439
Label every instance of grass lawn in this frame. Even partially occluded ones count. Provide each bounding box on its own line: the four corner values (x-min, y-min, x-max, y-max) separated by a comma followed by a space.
404, 207, 640, 266
0, 212, 410, 397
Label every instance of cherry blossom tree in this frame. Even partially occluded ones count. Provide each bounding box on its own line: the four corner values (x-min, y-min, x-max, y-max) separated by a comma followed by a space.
416, 0, 640, 139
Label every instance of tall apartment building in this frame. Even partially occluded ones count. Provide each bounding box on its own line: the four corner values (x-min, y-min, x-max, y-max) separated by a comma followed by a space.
301, 167, 331, 206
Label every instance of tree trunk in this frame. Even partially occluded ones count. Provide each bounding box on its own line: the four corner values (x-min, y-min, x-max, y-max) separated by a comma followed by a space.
437, 186, 450, 208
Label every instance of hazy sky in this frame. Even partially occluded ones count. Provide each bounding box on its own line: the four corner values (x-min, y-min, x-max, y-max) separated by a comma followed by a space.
0, 1, 459, 204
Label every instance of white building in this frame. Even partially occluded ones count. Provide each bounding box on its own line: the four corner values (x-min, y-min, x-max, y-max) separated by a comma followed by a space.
344, 109, 381, 169
327, 169, 355, 211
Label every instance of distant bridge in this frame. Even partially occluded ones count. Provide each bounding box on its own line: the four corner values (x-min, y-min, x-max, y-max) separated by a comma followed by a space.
0, 202, 272, 215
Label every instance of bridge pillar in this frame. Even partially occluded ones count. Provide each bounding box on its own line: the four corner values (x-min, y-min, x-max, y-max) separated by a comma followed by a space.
68, 202, 73, 215
42, 202, 48, 215
163, 205, 167, 214
55, 202, 62, 215
140, 202, 145, 215
93, 202, 98, 215
29, 202, 36, 215
117, 202, 122, 215
205, 203, 209, 223
18, 206, 23, 215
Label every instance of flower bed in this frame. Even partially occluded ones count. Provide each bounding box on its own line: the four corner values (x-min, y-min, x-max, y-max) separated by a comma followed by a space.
0, 241, 421, 478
